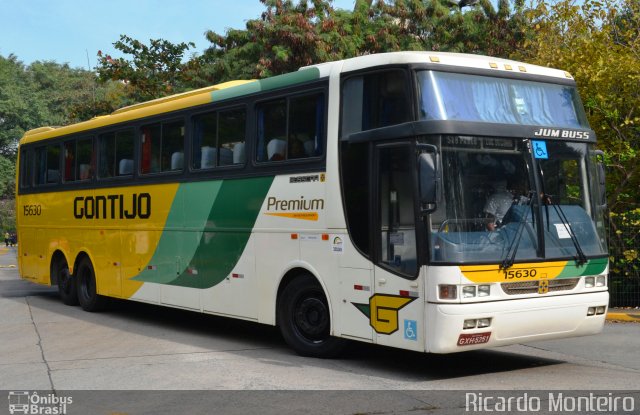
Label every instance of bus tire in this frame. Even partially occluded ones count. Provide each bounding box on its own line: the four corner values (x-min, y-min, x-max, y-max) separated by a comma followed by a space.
277, 274, 347, 358
76, 257, 107, 312
55, 257, 78, 306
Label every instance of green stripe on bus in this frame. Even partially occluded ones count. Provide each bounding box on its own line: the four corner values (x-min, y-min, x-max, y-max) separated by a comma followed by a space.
133, 176, 274, 289
211, 68, 321, 103
557, 257, 608, 279
132, 181, 223, 284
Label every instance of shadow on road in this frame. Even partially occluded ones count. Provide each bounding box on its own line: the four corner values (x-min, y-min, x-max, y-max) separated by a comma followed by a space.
1, 275, 562, 383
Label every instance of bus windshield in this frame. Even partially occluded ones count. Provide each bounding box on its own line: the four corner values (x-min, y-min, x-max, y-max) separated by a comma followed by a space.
416, 71, 589, 129
429, 137, 607, 264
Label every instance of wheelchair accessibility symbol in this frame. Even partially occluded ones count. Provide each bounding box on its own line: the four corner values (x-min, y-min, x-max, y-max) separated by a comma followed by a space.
404, 319, 417, 341
532, 140, 548, 159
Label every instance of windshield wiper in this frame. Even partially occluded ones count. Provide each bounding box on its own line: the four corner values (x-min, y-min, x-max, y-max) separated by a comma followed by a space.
543, 194, 588, 266
501, 191, 535, 270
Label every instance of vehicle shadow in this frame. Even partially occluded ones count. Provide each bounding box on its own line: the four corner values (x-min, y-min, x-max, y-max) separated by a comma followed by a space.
0, 277, 562, 383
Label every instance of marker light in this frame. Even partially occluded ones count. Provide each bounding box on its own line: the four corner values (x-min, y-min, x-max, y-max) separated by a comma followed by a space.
439, 285, 457, 300
587, 307, 596, 316
463, 319, 477, 329
596, 276, 606, 287
585, 277, 595, 288
478, 285, 491, 297
462, 286, 477, 298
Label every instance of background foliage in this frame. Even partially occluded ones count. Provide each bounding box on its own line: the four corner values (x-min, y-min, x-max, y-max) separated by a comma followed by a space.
0, 0, 637, 301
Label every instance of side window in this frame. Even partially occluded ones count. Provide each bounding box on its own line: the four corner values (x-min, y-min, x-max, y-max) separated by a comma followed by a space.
140, 120, 185, 174
378, 145, 418, 276
98, 129, 134, 178
219, 109, 246, 166
35, 144, 60, 186
257, 99, 286, 162
192, 108, 246, 170
76, 137, 93, 181
341, 71, 411, 137
341, 141, 371, 257
63, 140, 76, 182
20, 149, 33, 188
257, 93, 324, 162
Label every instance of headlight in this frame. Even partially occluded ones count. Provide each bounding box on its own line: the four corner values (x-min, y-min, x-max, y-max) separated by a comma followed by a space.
477, 318, 491, 328
585, 277, 595, 288
463, 319, 477, 329
596, 276, 606, 287
478, 285, 491, 297
462, 286, 477, 298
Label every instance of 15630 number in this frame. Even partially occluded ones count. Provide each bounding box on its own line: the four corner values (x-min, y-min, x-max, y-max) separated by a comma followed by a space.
23, 204, 42, 216
504, 269, 537, 280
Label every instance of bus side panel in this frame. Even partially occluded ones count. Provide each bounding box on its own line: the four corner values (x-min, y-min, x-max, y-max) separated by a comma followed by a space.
203, 234, 259, 319
91, 227, 123, 298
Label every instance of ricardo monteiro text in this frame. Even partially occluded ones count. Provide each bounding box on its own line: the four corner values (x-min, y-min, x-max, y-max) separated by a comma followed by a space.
73, 193, 151, 219
466, 392, 635, 412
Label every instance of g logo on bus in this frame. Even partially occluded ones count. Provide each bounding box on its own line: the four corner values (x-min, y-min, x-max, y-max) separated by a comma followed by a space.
353, 294, 415, 335
538, 280, 549, 294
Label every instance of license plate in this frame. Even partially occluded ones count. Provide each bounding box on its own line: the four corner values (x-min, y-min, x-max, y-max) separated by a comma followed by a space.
457, 332, 491, 346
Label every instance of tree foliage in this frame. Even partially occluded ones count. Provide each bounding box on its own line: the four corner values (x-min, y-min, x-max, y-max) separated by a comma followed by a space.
515, 0, 640, 213
202, 0, 529, 79
96, 35, 202, 102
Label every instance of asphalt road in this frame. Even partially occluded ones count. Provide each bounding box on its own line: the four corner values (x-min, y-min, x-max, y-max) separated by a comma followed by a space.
1, 245, 638, 414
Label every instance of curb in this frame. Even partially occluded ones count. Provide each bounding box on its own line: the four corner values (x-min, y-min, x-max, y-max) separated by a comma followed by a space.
606, 311, 640, 322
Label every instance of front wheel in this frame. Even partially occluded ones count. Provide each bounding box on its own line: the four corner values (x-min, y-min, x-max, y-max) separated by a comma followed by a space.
76, 257, 108, 312
277, 275, 347, 358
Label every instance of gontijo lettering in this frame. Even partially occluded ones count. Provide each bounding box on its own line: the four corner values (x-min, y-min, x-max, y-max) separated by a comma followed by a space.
73, 193, 151, 219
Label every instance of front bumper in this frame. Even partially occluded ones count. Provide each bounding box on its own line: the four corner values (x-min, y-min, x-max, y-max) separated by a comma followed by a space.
426, 291, 609, 353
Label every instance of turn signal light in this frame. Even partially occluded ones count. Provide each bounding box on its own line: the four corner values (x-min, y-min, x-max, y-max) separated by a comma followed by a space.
439, 285, 457, 300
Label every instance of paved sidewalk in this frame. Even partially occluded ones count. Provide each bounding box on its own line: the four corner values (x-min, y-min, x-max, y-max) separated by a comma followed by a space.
606, 308, 640, 322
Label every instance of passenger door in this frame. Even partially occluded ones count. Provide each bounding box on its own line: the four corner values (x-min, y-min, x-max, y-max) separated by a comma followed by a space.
373, 144, 425, 352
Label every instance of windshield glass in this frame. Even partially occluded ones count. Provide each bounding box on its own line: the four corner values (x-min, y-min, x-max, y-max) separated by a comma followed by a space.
417, 71, 589, 129
429, 137, 607, 264
537, 141, 607, 257
430, 137, 538, 263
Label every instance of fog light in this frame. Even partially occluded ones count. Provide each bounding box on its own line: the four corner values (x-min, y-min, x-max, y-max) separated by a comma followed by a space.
463, 319, 477, 329
477, 318, 491, 328
596, 306, 606, 315
596, 276, 606, 287
587, 307, 596, 316
439, 285, 457, 300
462, 286, 477, 298
478, 285, 491, 297
585, 277, 595, 288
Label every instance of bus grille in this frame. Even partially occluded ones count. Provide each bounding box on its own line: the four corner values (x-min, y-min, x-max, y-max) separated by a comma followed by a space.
501, 278, 580, 295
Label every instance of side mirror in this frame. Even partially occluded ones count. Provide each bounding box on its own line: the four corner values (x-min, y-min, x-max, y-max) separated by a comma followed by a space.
418, 145, 439, 213
594, 150, 607, 208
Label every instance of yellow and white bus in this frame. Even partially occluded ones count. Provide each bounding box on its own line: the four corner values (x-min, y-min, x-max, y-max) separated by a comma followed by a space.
16, 52, 609, 356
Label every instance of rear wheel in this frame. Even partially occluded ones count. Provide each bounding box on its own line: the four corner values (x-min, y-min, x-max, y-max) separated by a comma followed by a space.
55, 257, 78, 306
277, 274, 347, 358
76, 257, 108, 312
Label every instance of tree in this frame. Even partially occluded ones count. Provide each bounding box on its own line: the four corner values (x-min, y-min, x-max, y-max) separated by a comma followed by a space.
516, 0, 640, 212
96, 35, 201, 102
202, 0, 532, 80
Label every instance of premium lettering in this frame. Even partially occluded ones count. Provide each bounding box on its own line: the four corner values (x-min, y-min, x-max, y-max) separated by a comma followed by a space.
266, 196, 324, 211
74, 193, 151, 219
